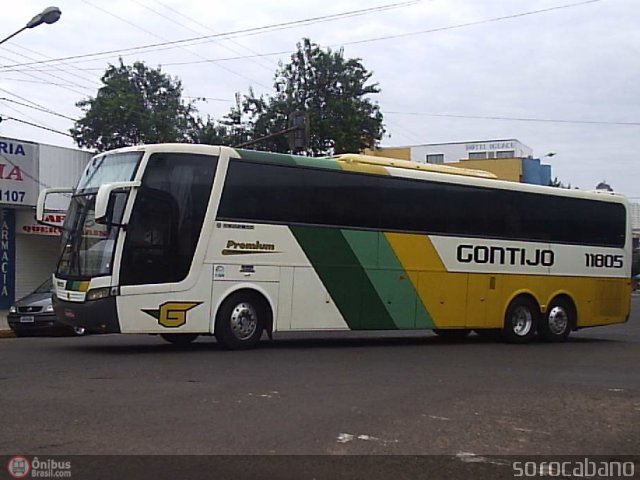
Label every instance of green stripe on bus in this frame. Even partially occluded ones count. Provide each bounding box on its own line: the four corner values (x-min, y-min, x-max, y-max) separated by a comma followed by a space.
342, 230, 435, 329
378, 232, 435, 328
237, 149, 340, 170
236, 149, 298, 166
289, 226, 396, 330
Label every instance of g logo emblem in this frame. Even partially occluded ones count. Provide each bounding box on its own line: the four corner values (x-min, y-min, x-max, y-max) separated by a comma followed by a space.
142, 301, 202, 328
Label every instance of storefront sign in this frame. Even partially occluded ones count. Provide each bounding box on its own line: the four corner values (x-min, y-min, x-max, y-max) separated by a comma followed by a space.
16, 210, 107, 238
466, 141, 515, 152
16, 210, 64, 236
0, 137, 40, 207
0, 208, 15, 308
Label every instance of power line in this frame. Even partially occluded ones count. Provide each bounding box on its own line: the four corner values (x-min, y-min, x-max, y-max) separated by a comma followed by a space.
382, 118, 426, 145
1, 47, 95, 93
80, 0, 272, 90
0, 51, 93, 96
144, 0, 275, 72
0, 0, 421, 70
0, 0, 602, 74
341, 0, 602, 47
0, 50, 293, 72
7, 43, 101, 86
385, 111, 640, 126
0, 86, 74, 120
0, 102, 60, 133
0, 115, 72, 137
0, 76, 83, 88
0, 97, 77, 121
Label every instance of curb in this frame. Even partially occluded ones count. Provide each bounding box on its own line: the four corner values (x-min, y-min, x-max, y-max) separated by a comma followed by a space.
0, 329, 15, 338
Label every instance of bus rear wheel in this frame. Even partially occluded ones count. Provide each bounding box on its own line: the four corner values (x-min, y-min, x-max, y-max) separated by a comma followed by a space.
503, 296, 539, 344
215, 292, 265, 350
538, 298, 573, 342
160, 333, 199, 346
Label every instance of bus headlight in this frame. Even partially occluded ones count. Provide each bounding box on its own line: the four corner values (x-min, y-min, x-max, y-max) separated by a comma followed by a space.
86, 287, 112, 301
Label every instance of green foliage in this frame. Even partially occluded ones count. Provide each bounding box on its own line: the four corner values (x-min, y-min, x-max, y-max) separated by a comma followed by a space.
187, 115, 229, 146
73, 40, 385, 155
549, 177, 572, 189
213, 38, 385, 155
70, 59, 197, 152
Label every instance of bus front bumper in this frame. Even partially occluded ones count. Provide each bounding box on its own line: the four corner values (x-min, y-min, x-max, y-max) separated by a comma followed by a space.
53, 294, 121, 333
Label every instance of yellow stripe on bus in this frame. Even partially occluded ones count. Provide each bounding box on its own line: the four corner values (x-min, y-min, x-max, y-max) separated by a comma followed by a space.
384, 233, 446, 272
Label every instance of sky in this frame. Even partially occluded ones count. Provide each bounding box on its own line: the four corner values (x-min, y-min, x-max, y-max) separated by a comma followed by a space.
0, 0, 638, 199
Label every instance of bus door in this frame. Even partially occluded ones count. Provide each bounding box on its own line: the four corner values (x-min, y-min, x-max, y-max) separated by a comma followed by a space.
116, 153, 218, 334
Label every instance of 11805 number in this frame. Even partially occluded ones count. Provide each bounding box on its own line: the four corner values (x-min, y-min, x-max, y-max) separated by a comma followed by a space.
585, 253, 623, 268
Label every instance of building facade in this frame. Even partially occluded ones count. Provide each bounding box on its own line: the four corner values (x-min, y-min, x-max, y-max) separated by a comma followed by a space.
0, 136, 91, 315
409, 139, 533, 164
366, 139, 551, 186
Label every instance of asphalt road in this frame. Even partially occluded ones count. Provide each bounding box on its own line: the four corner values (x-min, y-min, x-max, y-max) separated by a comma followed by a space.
1, 296, 639, 476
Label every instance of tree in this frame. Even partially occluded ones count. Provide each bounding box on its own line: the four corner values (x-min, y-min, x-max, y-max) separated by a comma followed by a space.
217, 38, 385, 155
70, 60, 197, 151
188, 115, 229, 146
549, 177, 571, 189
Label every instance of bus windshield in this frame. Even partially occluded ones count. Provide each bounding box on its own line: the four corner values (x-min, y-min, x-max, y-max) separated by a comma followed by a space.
57, 152, 142, 278
77, 151, 141, 192
57, 194, 118, 278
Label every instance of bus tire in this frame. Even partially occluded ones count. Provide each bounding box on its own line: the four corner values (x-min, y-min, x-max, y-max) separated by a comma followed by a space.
160, 333, 199, 346
538, 297, 573, 342
215, 292, 265, 350
433, 329, 471, 340
502, 296, 539, 344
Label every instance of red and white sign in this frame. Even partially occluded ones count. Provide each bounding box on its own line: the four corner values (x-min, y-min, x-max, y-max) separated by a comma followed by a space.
16, 210, 64, 236
0, 137, 40, 207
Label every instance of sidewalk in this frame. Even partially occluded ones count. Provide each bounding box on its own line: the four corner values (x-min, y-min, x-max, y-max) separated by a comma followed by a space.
0, 311, 14, 337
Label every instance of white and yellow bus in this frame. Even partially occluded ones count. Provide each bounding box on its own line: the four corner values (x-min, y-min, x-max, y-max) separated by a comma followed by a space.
37, 144, 633, 349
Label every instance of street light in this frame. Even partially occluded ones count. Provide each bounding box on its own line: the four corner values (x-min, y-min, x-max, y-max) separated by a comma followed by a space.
0, 7, 62, 46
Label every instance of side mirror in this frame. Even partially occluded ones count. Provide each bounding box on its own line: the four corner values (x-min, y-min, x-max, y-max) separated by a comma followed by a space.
94, 181, 140, 224
103, 190, 129, 227
36, 187, 73, 225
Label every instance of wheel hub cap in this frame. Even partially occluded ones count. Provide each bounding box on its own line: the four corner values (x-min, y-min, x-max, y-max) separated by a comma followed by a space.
512, 306, 533, 336
230, 302, 257, 340
547, 306, 568, 335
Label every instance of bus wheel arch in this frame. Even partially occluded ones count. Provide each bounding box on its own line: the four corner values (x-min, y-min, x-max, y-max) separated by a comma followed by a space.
539, 294, 576, 342
214, 289, 272, 350
502, 293, 540, 343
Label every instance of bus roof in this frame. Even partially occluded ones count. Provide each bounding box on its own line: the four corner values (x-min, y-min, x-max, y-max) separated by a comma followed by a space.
98, 144, 628, 205
333, 154, 498, 179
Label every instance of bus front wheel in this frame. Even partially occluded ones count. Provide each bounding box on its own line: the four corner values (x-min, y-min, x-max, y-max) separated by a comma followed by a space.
538, 298, 573, 342
215, 292, 265, 350
503, 296, 539, 344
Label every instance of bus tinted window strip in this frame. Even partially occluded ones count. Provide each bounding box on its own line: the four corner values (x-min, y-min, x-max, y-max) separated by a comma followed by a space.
217, 161, 626, 248
214, 218, 623, 250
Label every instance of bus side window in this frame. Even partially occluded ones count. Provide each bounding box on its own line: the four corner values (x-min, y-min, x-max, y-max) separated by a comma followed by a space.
121, 188, 178, 285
